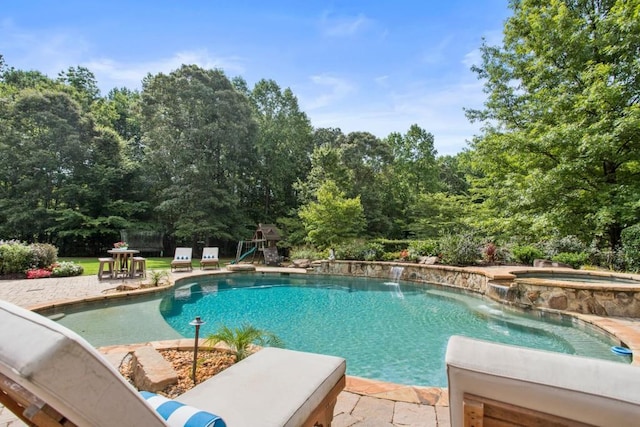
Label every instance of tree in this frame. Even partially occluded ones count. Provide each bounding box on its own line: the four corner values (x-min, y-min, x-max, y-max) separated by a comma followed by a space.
248, 79, 313, 221
298, 180, 366, 248
387, 124, 439, 194
140, 65, 258, 245
57, 66, 101, 110
466, 0, 640, 248
0, 87, 135, 252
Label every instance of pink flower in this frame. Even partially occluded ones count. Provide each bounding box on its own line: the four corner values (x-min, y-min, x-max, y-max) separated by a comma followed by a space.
26, 269, 52, 279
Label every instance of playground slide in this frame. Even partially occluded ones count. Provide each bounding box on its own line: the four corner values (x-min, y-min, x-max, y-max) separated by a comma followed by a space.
231, 246, 256, 264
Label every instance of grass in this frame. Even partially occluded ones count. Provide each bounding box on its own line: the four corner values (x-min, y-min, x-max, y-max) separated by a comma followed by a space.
59, 257, 234, 276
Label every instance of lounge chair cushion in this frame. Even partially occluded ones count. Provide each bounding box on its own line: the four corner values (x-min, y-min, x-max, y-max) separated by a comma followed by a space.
141, 391, 226, 427
446, 335, 640, 426
0, 300, 166, 426
177, 347, 346, 427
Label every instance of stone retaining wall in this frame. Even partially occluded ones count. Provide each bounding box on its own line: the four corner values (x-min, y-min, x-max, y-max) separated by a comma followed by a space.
312, 260, 640, 318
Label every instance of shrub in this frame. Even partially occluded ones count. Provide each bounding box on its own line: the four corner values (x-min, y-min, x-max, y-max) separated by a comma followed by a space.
51, 261, 84, 277
483, 242, 497, 263
334, 240, 384, 261
147, 270, 169, 287
30, 243, 58, 268
552, 252, 589, 269
26, 268, 53, 279
587, 244, 626, 271
542, 235, 586, 258
0, 241, 32, 275
289, 246, 324, 261
438, 233, 481, 266
372, 239, 411, 253
382, 251, 402, 261
511, 245, 545, 265
408, 239, 439, 257
622, 224, 640, 272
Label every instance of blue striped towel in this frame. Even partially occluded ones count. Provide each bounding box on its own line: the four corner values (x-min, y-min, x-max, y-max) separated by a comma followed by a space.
141, 391, 226, 427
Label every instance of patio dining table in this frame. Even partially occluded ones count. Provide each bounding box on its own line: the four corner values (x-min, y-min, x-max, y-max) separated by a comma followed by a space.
107, 249, 140, 278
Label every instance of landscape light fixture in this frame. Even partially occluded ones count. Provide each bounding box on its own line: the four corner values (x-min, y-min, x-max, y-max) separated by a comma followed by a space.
189, 316, 206, 383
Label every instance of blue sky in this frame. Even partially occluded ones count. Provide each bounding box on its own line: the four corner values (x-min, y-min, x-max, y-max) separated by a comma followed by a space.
1, 1, 511, 155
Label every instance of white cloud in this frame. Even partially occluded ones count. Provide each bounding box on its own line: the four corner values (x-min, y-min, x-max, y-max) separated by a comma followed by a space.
374, 75, 389, 87
421, 36, 453, 65
84, 50, 246, 93
0, 19, 90, 77
303, 74, 356, 110
319, 12, 372, 37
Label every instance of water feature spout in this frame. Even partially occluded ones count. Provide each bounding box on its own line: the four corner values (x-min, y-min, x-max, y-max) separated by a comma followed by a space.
487, 283, 510, 301
390, 266, 404, 282
387, 266, 405, 299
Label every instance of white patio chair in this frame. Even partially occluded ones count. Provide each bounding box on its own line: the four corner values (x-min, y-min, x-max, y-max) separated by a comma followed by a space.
200, 247, 220, 270
170, 247, 193, 271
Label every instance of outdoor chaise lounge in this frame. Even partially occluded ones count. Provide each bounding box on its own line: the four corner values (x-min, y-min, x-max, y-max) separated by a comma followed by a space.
199, 247, 220, 270
0, 300, 346, 426
171, 247, 193, 271
446, 335, 640, 426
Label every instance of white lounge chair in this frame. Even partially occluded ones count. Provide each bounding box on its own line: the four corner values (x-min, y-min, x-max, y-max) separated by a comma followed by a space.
0, 300, 346, 427
446, 335, 640, 426
200, 247, 220, 270
171, 247, 193, 271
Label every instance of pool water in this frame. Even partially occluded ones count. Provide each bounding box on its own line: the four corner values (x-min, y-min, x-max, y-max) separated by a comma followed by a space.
51, 274, 626, 387
160, 274, 624, 386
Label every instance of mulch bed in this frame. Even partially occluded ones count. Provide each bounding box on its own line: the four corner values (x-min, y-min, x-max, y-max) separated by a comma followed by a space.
119, 349, 236, 398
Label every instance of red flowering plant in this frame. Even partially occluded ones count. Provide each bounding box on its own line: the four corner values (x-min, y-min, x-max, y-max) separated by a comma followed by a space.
26, 268, 52, 279
399, 249, 410, 261
114, 241, 128, 249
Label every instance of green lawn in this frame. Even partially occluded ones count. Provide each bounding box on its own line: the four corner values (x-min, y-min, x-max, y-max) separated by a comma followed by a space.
59, 257, 234, 276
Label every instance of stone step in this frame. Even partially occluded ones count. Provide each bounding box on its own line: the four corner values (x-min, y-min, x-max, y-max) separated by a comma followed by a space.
131, 345, 178, 392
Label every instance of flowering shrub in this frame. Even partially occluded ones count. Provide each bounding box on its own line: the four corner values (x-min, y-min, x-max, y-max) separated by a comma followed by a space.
30, 243, 58, 268
51, 261, 84, 277
26, 268, 52, 279
114, 241, 128, 249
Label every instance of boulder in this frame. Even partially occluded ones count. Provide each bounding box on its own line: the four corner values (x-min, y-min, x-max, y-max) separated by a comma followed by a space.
292, 259, 311, 268
533, 259, 573, 269
132, 346, 178, 392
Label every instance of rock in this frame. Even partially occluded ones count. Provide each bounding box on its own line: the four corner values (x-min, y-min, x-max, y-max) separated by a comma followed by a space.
132, 346, 178, 392
116, 284, 140, 291
227, 264, 256, 271
533, 259, 573, 269
421, 256, 439, 265
292, 259, 311, 268
547, 292, 568, 310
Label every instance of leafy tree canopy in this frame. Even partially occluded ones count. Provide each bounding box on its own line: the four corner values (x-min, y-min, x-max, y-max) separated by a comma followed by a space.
467, 0, 640, 248
299, 180, 366, 249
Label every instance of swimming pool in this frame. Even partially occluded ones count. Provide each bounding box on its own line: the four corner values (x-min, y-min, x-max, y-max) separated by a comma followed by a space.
50, 273, 626, 387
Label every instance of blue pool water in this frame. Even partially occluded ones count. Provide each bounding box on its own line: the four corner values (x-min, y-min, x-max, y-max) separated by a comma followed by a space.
158, 274, 624, 386
50, 273, 626, 387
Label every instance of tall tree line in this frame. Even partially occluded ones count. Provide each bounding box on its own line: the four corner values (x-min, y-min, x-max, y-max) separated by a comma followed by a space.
0, 57, 456, 255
